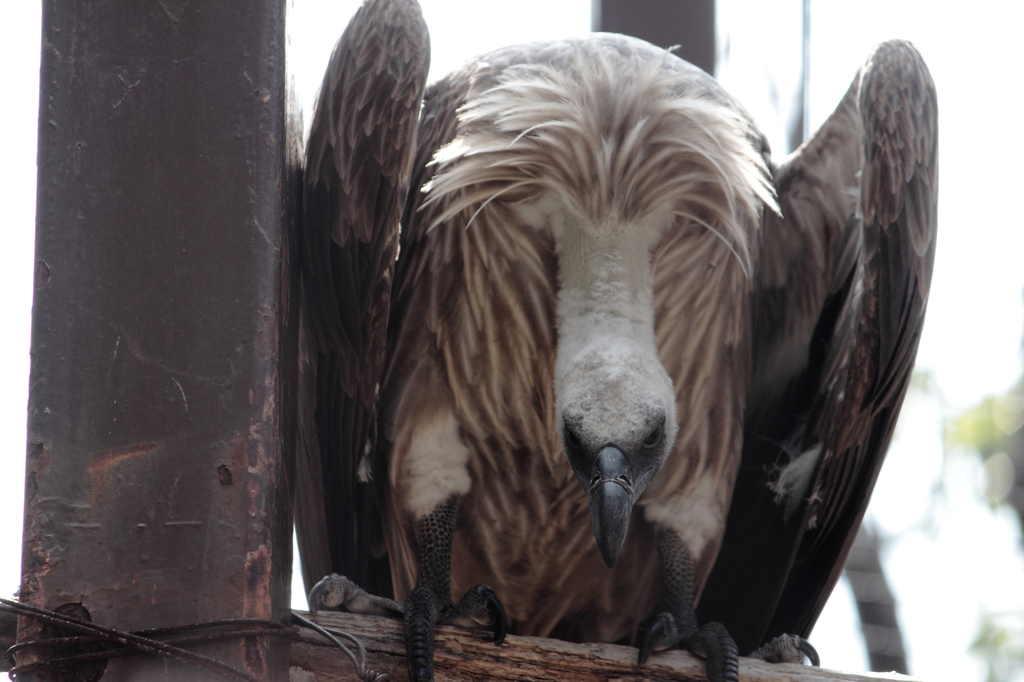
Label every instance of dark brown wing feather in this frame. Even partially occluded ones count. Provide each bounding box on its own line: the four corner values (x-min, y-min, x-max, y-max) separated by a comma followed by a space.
295, 0, 429, 597
698, 40, 937, 652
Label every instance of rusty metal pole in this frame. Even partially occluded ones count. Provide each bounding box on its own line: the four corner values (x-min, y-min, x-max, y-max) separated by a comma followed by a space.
20, 1, 299, 680
592, 0, 715, 74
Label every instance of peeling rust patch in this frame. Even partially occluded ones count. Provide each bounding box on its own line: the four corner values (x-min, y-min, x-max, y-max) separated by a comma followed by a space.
86, 441, 157, 478
19, 530, 52, 645
253, 301, 277, 362
34, 261, 50, 288
246, 373, 279, 477
26, 440, 50, 488
26, 470, 38, 502
22, 539, 49, 592
244, 545, 271, 618
247, 480, 259, 517
242, 633, 267, 680
247, 425, 268, 475
22, 440, 52, 610
228, 435, 248, 471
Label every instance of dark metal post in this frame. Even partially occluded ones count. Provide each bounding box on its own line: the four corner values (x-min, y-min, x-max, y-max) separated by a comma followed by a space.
20, 1, 299, 679
845, 528, 908, 674
592, 0, 715, 74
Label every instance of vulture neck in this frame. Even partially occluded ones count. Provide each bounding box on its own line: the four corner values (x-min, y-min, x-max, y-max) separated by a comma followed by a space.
542, 205, 678, 451
555, 233, 660, 383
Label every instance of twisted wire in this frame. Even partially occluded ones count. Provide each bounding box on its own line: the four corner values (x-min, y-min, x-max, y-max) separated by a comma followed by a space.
1, 598, 290, 682
291, 612, 390, 682
2, 598, 388, 682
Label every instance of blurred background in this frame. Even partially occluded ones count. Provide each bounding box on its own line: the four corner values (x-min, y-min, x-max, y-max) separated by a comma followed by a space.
2, 1, 1023, 680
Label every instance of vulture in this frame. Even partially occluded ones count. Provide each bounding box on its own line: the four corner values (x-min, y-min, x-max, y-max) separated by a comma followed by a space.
294, 1, 938, 681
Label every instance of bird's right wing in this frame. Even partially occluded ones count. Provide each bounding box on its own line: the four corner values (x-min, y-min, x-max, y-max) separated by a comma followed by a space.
295, 0, 429, 598
698, 40, 937, 652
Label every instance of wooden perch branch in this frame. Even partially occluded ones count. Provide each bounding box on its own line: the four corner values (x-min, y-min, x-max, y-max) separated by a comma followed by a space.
290, 611, 921, 682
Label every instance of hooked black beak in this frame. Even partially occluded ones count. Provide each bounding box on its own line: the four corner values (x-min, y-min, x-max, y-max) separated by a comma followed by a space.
587, 446, 634, 569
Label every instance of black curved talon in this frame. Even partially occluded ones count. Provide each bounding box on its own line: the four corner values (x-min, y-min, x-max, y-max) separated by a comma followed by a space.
482, 587, 507, 646
636, 615, 739, 682
437, 583, 507, 646
308, 575, 330, 615
797, 637, 820, 667
637, 612, 674, 665
681, 622, 739, 682
748, 632, 820, 667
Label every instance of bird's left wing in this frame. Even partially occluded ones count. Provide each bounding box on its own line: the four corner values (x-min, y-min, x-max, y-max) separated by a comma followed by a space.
698, 40, 937, 651
295, 0, 429, 597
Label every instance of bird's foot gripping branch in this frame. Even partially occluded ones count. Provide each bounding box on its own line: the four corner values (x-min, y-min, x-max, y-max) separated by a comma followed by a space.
309, 497, 506, 682
290, 610, 914, 682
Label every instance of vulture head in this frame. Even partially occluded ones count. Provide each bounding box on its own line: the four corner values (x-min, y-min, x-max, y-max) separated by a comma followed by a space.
426, 48, 773, 569
546, 208, 680, 568
555, 311, 677, 568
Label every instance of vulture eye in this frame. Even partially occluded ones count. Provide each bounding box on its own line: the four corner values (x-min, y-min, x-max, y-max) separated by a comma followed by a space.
642, 426, 663, 448
564, 425, 583, 450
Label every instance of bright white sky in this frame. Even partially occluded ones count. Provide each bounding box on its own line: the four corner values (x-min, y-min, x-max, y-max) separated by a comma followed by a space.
2, 1, 1024, 680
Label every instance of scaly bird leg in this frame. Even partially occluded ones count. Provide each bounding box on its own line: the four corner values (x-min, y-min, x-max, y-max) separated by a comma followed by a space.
637, 527, 739, 682
405, 495, 506, 682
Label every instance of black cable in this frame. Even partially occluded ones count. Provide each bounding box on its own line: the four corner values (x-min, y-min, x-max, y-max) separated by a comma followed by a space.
290, 612, 391, 682
1, 598, 389, 682
9, 629, 290, 676
1, 598, 288, 682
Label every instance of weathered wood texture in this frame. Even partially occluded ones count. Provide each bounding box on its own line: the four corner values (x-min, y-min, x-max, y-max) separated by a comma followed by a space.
290, 611, 921, 682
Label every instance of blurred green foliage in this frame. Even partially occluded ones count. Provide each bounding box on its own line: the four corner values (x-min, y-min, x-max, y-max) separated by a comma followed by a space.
949, 382, 1024, 460
951, 396, 1012, 458
952, 369, 1024, 681
971, 611, 1024, 682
